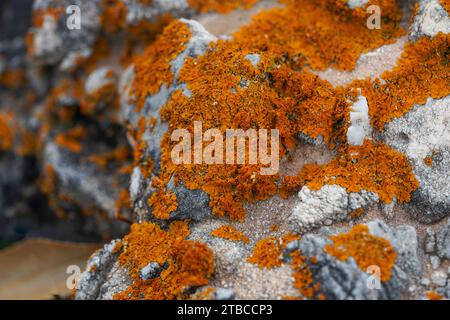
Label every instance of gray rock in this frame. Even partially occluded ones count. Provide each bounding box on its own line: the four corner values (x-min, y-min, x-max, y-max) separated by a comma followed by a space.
367, 220, 422, 277
288, 185, 378, 231
436, 218, 450, 259
431, 270, 447, 287
215, 288, 235, 300
430, 255, 440, 269
139, 262, 165, 280
425, 227, 436, 253
297, 219, 421, 299
299, 233, 398, 299
29, 0, 101, 66
409, 0, 450, 41
76, 239, 131, 300
124, 19, 217, 222
166, 176, 212, 221
382, 97, 450, 223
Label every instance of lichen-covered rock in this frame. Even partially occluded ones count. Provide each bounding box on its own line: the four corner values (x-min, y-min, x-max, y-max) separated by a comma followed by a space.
28, 0, 101, 67
288, 185, 378, 231
436, 218, 450, 260
125, 19, 217, 221
409, 0, 450, 41
76, 239, 131, 300
298, 219, 421, 299
382, 96, 450, 223
1, 0, 450, 301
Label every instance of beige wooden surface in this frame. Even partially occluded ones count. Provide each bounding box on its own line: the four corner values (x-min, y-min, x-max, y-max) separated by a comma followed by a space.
0, 238, 100, 300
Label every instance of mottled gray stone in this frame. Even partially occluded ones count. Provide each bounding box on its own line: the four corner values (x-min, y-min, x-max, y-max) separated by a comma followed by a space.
76, 239, 131, 300
409, 0, 450, 41
215, 288, 235, 300
382, 97, 450, 223
139, 262, 165, 280
297, 219, 421, 299
166, 176, 212, 221
436, 218, 450, 259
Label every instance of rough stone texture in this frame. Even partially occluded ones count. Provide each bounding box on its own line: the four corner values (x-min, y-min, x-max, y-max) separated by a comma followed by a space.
298, 219, 421, 299
166, 176, 212, 221
299, 233, 399, 299
347, 94, 371, 146
30, 0, 101, 67
76, 239, 131, 300
382, 97, 450, 223
288, 185, 379, 231
436, 218, 450, 260
409, 0, 450, 41
1, 0, 449, 301
367, 220, 422, 278
126, 19, 217, 221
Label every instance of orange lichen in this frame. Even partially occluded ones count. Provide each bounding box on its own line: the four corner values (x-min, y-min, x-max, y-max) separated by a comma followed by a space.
39, 165, 57, 196
426, 291, 443, 300
89, 146, 132, 168
100, 0, 127, 34
324, 224, 397, 282
147, 190, 178, 220
353, 33, 449, 130
290, 250, 324, 299
188, 0, 258, 13
289, 140, 419, 204
132, 20, 191, 111
350, 207, 365, 219
158, 40, 347, 220
126, 13, 174, 45
247, 237, 283, 268
233, 0, 404, 71
0, 69, 26, 89
440, 0, 450, 14
55, 126, 87, 153
115, 221, 214, 300
0, 112, 13, 151
31, 7, 64, 28
424, 155, 433, 167
211, 225, 250, 244
115, 189, 132, 223
132, 0, 436, 222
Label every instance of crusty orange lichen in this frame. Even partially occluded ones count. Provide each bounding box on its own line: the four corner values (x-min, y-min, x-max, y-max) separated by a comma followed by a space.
426, 291, 443, 300
285, 140, 419, 204
211, 225, 250, 244
147, 189, 178, 220
290, 250, 324, 299
115, 189, 132, 223
0, 112, 13, 151
0, 69, 26, 89
31, 7, 64, 28
350, 207, 365, 219
39, 165, 57, 196
247, 237, 283, 268
424, 155, 433, 167
55, 126, 87, 153
115, 221, 214, 300
440, 0, 450, 14
188, 0, 258, 13
89, 146, 131, 168
132, 20, 191, 111
324, 224, 397, 282
157, 39, 347, 220
99, 0, 128, 34
133, 0, 439, 222
233, 0, 404, 71
352, 33, 449, 130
